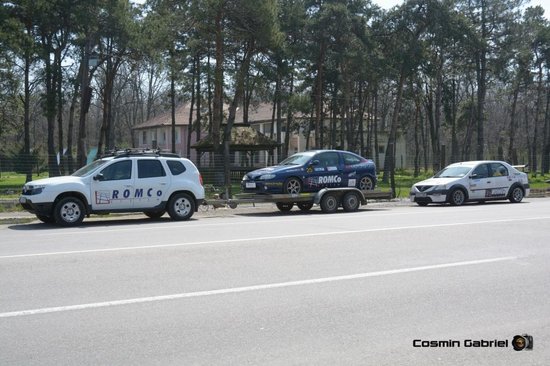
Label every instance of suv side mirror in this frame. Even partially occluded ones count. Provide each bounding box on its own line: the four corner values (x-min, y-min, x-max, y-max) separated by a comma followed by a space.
310, 160, 320, 166
470, 173, 479, 179
93, 173, 105, 181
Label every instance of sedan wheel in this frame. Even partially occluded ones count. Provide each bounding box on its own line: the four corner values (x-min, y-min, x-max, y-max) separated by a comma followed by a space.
449, 188, 466, 206
509, 186, 524, 203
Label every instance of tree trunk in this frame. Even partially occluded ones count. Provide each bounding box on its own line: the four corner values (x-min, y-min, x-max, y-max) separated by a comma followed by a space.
314, 41, 326, 149
23, 31, 32, 182
475, 2, 487, 160
77, 41, 93, 168
508, 85, 520, 164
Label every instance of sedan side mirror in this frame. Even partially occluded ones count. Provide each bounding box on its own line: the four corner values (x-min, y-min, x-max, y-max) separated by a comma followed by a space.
93, 173, 105, 181
310, 160, 320, 166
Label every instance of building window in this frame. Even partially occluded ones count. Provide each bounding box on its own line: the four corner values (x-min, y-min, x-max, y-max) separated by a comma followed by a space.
378, 145, 385, 154
175, 129, 180, 143
142, 131, 147, 145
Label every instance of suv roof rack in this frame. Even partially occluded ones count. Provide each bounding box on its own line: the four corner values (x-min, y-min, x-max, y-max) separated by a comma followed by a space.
100, 148, 181, 159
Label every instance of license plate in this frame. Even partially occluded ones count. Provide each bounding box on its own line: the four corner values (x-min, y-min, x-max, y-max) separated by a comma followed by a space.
245, 182, 256, 188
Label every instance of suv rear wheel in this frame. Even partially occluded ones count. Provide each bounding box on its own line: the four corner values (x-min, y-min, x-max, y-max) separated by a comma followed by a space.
167, 193, 195, 220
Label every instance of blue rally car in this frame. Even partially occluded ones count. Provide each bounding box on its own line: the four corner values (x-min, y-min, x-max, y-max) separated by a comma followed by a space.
241, 150, 377, 194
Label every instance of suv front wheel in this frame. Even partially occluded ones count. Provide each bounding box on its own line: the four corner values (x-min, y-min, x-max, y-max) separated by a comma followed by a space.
167, 193, 195, 220
54, 197, 85, 226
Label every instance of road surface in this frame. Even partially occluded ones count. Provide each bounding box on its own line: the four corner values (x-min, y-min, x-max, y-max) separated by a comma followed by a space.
1, 199, 549, 365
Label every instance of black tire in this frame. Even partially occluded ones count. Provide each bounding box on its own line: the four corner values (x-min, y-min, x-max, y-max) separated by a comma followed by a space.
358, 175, 375, 191
167, 193, 195, 221
320, 193, 339, 213
416, 202, 429, 207
284, 177, 302, 194
508, 186, 524, 203
144, 211, 165, 219
36, 214, 55, 224
297, 202, 313, 211
342, 192, 360, 212
53, 197, 85, 227
448, 188, 466, 206
276, 202, 294, 212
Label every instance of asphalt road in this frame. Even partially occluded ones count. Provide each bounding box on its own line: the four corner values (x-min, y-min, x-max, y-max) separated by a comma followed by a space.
1, 198, 549, 365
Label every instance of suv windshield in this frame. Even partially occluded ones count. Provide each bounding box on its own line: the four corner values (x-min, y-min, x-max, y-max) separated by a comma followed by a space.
434, 166, 472, 178
279, 152, 316, 166
72, 159, 109, 177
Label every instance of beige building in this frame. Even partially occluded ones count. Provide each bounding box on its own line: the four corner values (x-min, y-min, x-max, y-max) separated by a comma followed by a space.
132, 102, 406, 169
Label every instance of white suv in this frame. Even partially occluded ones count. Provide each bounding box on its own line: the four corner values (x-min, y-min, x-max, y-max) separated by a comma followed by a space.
19, 150, 205, 226
410, 160, 530, 206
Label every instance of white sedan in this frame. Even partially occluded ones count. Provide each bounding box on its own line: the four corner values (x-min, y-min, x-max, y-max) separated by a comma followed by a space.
410, 160, 530, 206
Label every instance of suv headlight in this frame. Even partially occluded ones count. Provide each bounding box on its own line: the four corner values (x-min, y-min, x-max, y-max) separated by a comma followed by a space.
23, 184, 46, 195
259, 174, 276, 180
242, 175, 249, 181
434, 185, 446, 191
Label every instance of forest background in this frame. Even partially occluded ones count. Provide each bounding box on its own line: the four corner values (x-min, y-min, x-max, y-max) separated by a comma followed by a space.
1, 0, 550, 192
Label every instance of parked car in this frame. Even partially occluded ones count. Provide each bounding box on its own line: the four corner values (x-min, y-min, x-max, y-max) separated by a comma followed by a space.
19, 149, 205, 226
410, 160, 530, 206
241, 150, 377, 194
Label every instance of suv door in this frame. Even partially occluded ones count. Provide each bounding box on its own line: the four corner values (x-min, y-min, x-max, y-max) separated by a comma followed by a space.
91, 159, 134, 210
133, 159, 170, 209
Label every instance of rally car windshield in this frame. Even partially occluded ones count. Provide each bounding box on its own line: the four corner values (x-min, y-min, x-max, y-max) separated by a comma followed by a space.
434, 166, 472, 178
279, 152, 316, 166
72, 159, 109, 177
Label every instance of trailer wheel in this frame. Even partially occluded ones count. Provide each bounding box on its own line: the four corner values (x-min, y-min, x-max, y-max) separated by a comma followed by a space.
297, 202, 313, 211
342, 192, 360, 212
320, 193, 339, 213
276, 202, 294, 212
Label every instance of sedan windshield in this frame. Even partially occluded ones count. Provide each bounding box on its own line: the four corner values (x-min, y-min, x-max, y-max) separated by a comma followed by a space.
72, 159, 109, 177
279, 152, 316, 166
434, 166, 472, 178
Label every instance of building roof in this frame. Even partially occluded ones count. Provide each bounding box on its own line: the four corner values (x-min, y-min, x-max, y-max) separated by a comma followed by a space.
192, 126, 280, 152
132, 102, 285, 130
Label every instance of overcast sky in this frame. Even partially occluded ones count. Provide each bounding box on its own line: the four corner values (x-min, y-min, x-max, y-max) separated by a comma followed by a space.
374, 0, 550, 18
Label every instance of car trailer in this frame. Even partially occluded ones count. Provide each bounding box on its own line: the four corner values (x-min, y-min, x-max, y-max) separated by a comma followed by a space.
205, 188, 392, 214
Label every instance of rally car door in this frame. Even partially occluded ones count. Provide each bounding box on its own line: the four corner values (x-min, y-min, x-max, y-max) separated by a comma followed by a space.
341, 152, 364, 188
304, 151, 344, 190
90, 159, 134, 210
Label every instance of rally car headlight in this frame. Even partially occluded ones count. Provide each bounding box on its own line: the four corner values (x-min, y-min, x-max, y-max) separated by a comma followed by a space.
259, 174, 276, 180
